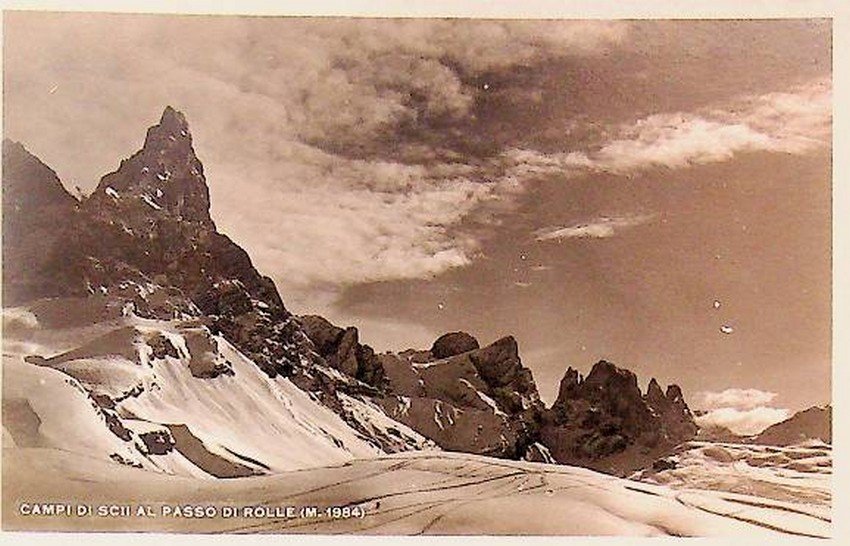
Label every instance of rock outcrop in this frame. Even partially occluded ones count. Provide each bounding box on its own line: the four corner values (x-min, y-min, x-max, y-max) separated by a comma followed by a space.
301, 321, 545, 460
377, 333, 543, 459
299, 315, 386, 387
430, 331, 480, 359
541, 361, 697, 475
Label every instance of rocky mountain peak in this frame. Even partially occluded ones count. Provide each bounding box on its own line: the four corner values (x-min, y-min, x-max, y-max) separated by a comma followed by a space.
157, 105, 189, 133
141, 105, 190, 145
544, 359, 698, 475
2, 139, 86, 305
88, 106, 211, 227
666, 384, 684, 404
556, 367, 582, 402
646, 377, 666, 406
141, 106, 194, 161
299, 315, 386, 386
4, 110, 306, 378
583, 360, 641, 398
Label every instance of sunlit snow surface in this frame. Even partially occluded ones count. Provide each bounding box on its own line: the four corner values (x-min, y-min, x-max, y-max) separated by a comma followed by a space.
1, 448, 830, 536
1, 301, 417, 477
1, 302, 831, 536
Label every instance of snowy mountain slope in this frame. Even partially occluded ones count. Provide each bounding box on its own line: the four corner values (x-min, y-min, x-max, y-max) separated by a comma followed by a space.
2, 300, 434, 478
5, 300, 829, 536
2, 355, 146, 466
0, 448, 830, 537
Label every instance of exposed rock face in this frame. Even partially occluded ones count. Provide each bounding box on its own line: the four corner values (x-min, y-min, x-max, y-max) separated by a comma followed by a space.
540, 361, 697, 475
300, 317, 544, 459
79, 107, 308, 377
148, 333, 180, 360
430, 331, 480, 359
299, 315, 386, 387
753, 405, 832, 446
138, 429, 176, 456
2, 141, 87, 304
3, 108, 312, 378
375, 334, 544, 459
86, 107, 213, 227
183, 329, 235, 379
647, 383, 699, 442
523, 442, 557, 464
645, 378, 666, 408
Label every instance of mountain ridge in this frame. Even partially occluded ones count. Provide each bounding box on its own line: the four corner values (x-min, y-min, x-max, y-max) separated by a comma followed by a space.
3, 106, 704, 475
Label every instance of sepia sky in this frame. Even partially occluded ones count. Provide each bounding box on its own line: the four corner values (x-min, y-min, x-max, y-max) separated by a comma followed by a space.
3, 13, 831, 433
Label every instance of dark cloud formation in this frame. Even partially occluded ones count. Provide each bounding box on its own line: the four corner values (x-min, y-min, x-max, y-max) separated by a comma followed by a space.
4, 14, 628, 305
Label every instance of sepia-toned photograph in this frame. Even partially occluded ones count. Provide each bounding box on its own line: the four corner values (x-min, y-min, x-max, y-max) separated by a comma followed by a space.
1, 7, 835, 538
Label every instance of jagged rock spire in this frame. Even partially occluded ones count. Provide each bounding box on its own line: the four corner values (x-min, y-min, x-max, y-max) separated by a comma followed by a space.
544, 359, 698, 474
89, 106, 211, 226
646, 377, 666, 407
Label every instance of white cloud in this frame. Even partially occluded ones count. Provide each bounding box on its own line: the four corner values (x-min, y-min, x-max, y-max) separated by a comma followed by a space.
715, 78, 831, 154
693, 388, 790, 435
209, 149, 520, 304
695, 388, 779, 410
534, 214, 656, 241
503, 79, 831, 178
592, 115, 774, 172
695, 407, 790, 436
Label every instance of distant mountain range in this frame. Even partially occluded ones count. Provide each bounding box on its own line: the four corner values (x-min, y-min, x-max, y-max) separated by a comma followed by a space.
693, 405, 832, 446
753, 406, 832, 446
1, 107, 830, 478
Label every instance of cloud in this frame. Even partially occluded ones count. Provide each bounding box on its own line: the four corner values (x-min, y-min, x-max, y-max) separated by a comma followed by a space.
534, 214, 656, 241
695, 388, 779, 410
592, 116, 775, 172
2, 14, 829, 314
140, 17, 628, 157
715, 78, 831, 154
3, 14, 627, 312
503, 79, 831, 177
695, 407, 790, 436
693, 388, 789, 435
